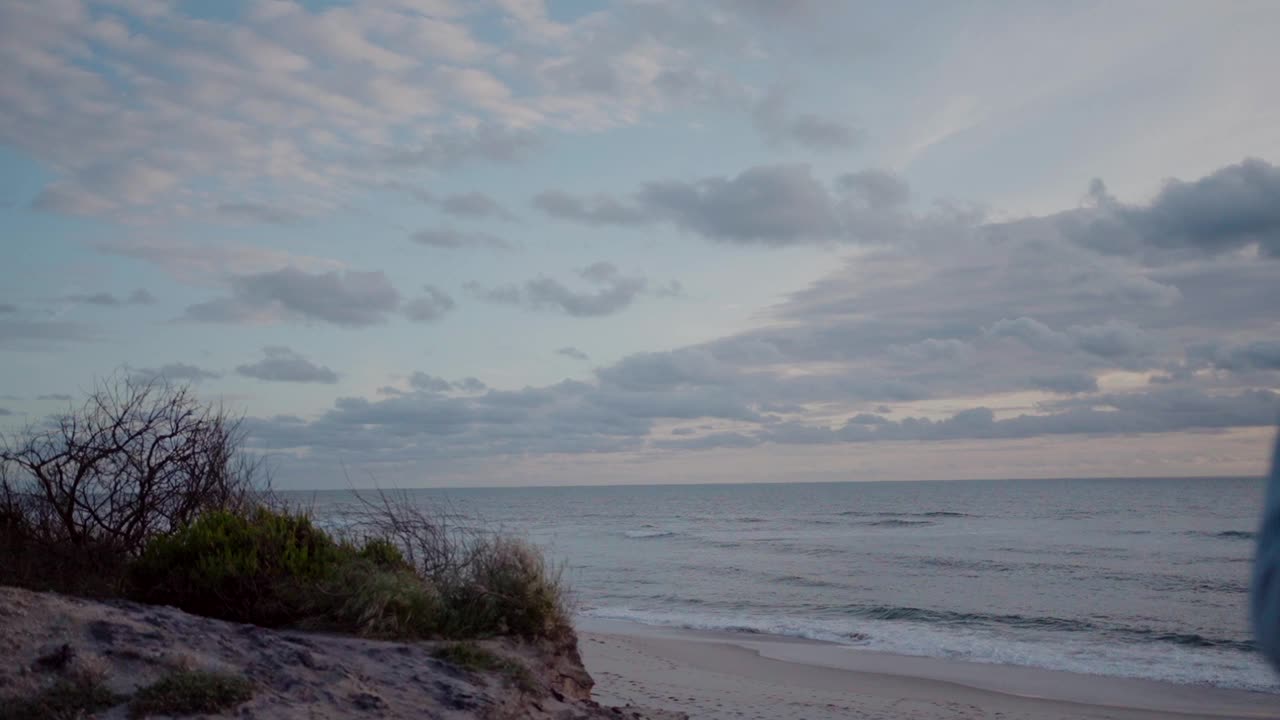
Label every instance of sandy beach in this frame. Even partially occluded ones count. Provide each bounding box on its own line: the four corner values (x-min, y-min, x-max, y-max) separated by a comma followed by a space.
579, 619, 1280, 720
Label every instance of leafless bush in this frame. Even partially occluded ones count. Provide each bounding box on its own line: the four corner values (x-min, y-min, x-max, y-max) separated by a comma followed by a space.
331, 490, 486, 579
0, 374, 267, 593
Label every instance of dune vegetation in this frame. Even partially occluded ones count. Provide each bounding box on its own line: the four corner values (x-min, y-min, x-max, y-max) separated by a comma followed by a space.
0, 375, 570, 643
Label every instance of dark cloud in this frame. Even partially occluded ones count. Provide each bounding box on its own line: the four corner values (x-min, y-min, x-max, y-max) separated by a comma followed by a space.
752, 88, 861, 150
236, 346, 338, 384
37, 393, 73, 401
216, 202, 303, 225
0, 407, 12, 416
1190, 340, 1280, 372
1069, 320, 1152, 360
837, 170, 911, 210
1073, 158, 1280, 257
988, 317, 1152, 361
533, 190, 651, 226
411, 228, 511, 250
638, 164, 840, 244
0, 318, 96, 348
535, 164, 910, 246
405, 372, 485, 394
597, 348, 737, 391
62, 289, 156, 307
787, 114, 861, 149
130, 363, 221, 384
0, 303, 15, 313
557, 346, 590, 361
127, 289, 157, 305
438, 192, 513, 220
1029, 373, 1100, 395
469, 262, 650, 317
232, 159, 1280, 475
384, 125, 540, 169
65, 292, 120, 306
401, 186, 515, 221
409, 372, 452, 393
184, 268, 401, 327
403, 285, 456, 322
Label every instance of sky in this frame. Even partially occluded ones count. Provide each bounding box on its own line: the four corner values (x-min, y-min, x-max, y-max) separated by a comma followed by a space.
2, 0, 1280, 488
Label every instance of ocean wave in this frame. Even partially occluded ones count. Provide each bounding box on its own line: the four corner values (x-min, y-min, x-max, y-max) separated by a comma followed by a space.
580, 606, 1276, 692
835, 510, 972, 519
582, 607, 869, 644
836, 603, 1255, 651
860, 519, 936, 527
1200, 530, 1256, 541
915, 557, 1014, 573
623, 529, 678, 539
768, 574, 845, 589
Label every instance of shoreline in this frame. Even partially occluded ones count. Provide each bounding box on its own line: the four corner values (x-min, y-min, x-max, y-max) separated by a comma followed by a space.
578, 618, 1280, 720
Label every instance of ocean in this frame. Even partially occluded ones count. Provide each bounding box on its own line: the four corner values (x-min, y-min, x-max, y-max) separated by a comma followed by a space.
297, 476, 1277, 693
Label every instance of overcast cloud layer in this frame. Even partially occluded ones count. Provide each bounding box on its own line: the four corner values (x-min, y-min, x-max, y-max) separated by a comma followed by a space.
2, 1, 1279, 487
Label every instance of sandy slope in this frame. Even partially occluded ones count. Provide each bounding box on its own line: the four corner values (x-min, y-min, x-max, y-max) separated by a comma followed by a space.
0, 587, 683, 719
580, 620, 1280, 720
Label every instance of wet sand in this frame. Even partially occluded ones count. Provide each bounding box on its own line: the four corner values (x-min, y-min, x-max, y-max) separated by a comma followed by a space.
579, 619, 1280, 720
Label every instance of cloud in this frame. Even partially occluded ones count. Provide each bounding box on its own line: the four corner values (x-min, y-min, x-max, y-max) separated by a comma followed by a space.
63, 292, 121, 307
383, 125, 541, 169
236, 346, 338, 384
1189, 340, 1280, 372
437, 192, 514, 220
184, 268, 400, 326
409, 372, 453, 393
752, 87, 861, 150
837, 170, 911, 210
0, 318, 96, 349
96, 238, 344, 285
638, 164, 841, 244
130, 363, 222, 384
128, 289, 158, 305
403, 285, 456, 322
535, 164, 916, 246
533, 190, 651, 226
988, 317, 1153, 361
0, 303, 15, 313
557, 346, 590, 361
468, 262, 650, 317
0, 407, 12, 416
1029, 373, 1100, 395
1073, 158, 1280, 258
61, 289, 157, 307
216, 202, 304, 225
404, 372, 485, 394
400, 186, 515, 220
36, 393, 73, 401
411, 228, 511, 250
2, 0, 565, 219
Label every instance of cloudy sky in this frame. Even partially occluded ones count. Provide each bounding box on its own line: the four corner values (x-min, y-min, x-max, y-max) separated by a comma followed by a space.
3, 0, 1279, 488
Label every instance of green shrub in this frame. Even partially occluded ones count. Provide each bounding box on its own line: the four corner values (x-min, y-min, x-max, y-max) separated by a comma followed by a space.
357, 537, 409, 569
304, 559, 442, 639
128, 509, 345, 627
126, 502, 570, 642
444, 537, 569, 640
0, 678, 123, 720
127, 671, 253, 719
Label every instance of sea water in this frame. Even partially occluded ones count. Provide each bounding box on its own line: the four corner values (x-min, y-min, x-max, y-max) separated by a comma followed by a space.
297, 476, 1277, 692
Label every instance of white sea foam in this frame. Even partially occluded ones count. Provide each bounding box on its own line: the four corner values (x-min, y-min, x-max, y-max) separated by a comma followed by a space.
581, 606, 1280, 693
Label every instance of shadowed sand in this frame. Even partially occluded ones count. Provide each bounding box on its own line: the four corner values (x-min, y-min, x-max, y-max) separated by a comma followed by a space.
579, 619, 1280, 720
